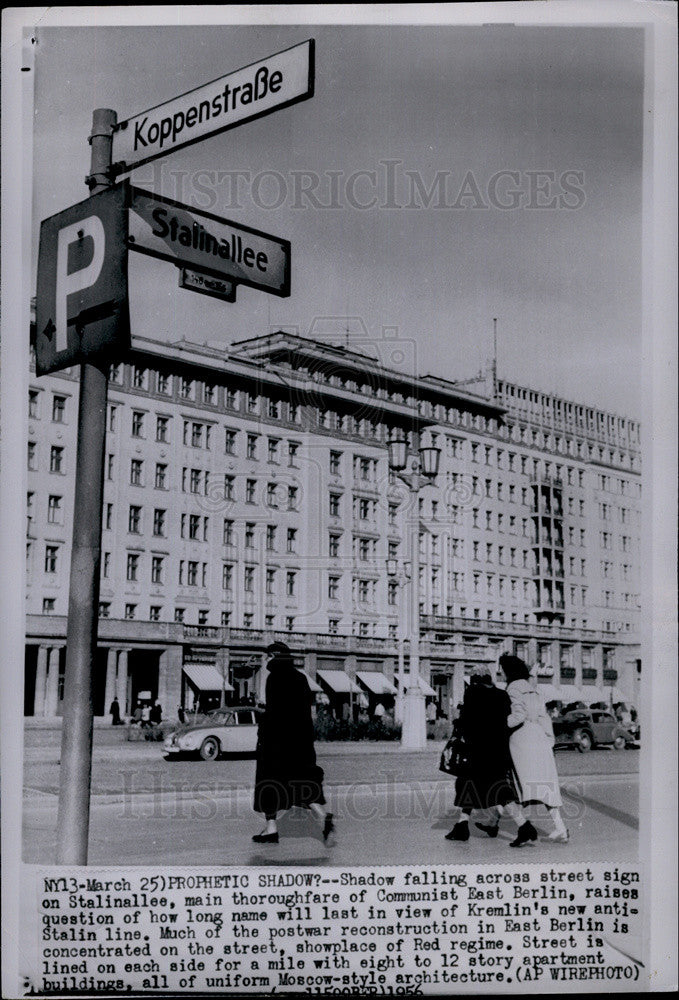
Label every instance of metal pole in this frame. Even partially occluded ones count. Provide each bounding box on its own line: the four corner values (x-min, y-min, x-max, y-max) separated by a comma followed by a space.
55, 109, 116, 864
400, 432, 427, 749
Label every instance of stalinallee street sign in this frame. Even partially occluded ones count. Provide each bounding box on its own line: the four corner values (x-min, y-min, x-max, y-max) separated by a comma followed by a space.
127, 186, 290, 296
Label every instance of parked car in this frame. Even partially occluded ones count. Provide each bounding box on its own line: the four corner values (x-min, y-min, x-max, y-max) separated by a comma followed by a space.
552, 708, 636, 752
163, 705, 262, 759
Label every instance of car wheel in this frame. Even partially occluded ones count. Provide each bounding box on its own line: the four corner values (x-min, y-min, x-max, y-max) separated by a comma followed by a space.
199, 737, 220, 761
613, 735, 626, 750
574, 729, 593, 752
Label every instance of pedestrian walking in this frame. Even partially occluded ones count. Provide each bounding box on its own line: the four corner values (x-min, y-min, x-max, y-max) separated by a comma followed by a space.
444, 666, 537, 847
499, 653, 569, 844
177, 705, 186, 724
252, 642, 334, 845
150, 701, 163, 725
140, 703, 151, 728
109, 697, 122, 726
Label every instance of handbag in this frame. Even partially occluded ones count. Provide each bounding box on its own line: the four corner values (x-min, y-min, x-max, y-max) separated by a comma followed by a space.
439, 735, 470, 777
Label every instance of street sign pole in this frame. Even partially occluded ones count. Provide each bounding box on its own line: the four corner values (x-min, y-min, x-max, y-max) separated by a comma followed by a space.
55, 109, 116, 864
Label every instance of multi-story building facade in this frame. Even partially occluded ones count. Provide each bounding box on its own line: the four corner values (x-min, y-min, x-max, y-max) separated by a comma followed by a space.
25, 330, 641, 718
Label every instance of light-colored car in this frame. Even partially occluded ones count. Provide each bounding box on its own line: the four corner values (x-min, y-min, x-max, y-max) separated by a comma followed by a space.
163, 706, 262, 760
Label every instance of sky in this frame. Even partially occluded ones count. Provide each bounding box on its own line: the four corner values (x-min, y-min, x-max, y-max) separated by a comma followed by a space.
30, 20, 645, 418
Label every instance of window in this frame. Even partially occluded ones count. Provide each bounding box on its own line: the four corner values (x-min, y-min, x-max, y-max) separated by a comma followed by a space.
203, 384, 215, 404
267, 483, 278, 507
330, 450, 342, 475
283, 571, 297, 598
246, 434, 258, 460
105, 503, 113, 530
222, 564, 233, 591
28, 442, 37, 470
47, 495, 62, 524
190, 469, 201, 494
286, 528, 297, 553
44, 545, 58, 573
43, 598, 56, 613
128, 505, 142, 533
328, 575, 340, 599
244, 612, 254, 629
246, 392, 258, 414
225, 388, 238, 410
157, 373, 171, 395
107, 454, 115, 480
179, 377, 193, 399
155, 463, 167, 489
223, 475, 235, 501
288, 441, 299, 466
268, 399, 279, 419
153, 509, 166, 537
109, 363, 122, 384
244, 567, 255, 592
245, 479, 256, 503
29, 390, 39, 419
99, 602, 110, 618
266, 568, 276, 595
225, 429, 237, 455
151, 556, 164, 585
198, 608, 209, 625
187, 561, 199, 586
52, 395, 66, 422
287, 486, 298, 511
174, 608, 185, 623
388, 581, 398, 606
126, 553, 139, 581
329, 533, 341, 557
149, 606, 161, 621
289, 403, 300, 423
189, 514, 201, 540
329, 493, 341, 517
132, 367, 147, 390
245, 523, 255, 548
130, 459, 143, 486
223, 519, 234, 546
221, 611, 231, 626
156, 416, 169, 442
131, 411, 145, 437
102, 552, 110, 578
268, 438, 280, 463
49, 445, 64, 474
328, 618, 340, 634
358, 580, 370, 603
388, 503, 398, 526
266, 524, 276, 551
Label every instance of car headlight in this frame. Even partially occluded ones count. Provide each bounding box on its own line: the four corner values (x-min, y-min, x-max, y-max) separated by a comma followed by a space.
177, 735, 195, 749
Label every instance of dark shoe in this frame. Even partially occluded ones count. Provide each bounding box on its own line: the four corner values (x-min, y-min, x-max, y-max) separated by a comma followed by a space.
509, 821, 538, 848
323, 813, 335, 842
476, 822, 499, 838
252, 832, 279, 844
445, 821, 470, 841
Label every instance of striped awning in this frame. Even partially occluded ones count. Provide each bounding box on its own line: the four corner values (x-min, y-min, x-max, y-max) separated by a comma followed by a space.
296, 669, 322, 693
317, 669, 361, 694
394, 673, 437, 697
356, 671, 398, 695
183, 663, 233, 691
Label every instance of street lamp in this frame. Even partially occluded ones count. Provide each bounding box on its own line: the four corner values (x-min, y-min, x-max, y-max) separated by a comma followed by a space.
385, 557, 411, 723
387, 431, 441, 749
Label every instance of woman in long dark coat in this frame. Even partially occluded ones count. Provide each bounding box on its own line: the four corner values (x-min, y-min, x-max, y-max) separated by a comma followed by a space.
446, 665, 537, 847
252, 642, 334, 844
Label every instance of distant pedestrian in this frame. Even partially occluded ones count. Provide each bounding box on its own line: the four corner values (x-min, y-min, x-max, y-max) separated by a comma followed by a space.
132, 703, 143, 725
150, 701, 163, 725
177, 705, 186, 724
109, 697, 122, 726
499, 653, 569, 843
252, 642, 334, 845
140, 704, 151, 728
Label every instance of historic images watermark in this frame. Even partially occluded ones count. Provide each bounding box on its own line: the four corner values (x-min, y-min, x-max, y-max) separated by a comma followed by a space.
135, 160, 587, 213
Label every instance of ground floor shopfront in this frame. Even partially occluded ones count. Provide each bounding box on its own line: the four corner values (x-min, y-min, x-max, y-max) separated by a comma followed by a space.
24, 615, 640, 720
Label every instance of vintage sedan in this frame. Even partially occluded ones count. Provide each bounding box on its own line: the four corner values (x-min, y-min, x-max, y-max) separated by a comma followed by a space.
552, 708, 636, 752
163, 706, 262, 760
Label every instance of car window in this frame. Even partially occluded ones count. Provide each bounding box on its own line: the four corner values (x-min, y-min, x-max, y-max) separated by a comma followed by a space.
235, 710, 255, 725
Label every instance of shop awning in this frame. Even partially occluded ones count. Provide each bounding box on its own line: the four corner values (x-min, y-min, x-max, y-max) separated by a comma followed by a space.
296, 669, 322, 693
554, 684, 584, 703
183, 663, 233, 691
394, 673, 437, 697
356, 671, 397, 695
317, 669, 361, 694
581, 686, 607, 705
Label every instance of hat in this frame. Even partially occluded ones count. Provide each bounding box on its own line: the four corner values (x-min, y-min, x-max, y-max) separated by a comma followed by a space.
266, 641, 291, 656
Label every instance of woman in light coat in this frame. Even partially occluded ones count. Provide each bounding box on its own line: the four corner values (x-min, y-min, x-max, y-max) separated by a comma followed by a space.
499, 653, 569, 844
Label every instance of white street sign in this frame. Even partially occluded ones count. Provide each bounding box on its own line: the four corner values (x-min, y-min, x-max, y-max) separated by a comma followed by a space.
112, 39, 314, 172
128, 187, 290, 296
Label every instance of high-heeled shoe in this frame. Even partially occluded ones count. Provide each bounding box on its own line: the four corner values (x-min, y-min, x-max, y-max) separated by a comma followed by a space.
445, 821, 470, 841
476, 822, 499, 838
323, 813, 335, 842
252, 831, 279, 844
509, 821, 538, 847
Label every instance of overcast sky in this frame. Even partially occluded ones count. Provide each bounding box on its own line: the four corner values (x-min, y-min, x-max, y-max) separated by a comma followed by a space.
31, 21, 645, 418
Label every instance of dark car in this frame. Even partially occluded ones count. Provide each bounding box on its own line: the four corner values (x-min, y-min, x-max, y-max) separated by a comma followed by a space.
552, 708, 636, 752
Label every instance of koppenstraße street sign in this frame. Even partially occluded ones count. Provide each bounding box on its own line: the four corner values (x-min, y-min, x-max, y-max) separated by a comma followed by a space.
112, 39, 314, 173
127, 187, 290, 296
35, 184, 130, 376
179, 267, 237, 303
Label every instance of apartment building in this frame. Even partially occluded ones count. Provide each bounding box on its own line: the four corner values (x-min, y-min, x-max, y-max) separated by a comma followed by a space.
24, 330, 641, 718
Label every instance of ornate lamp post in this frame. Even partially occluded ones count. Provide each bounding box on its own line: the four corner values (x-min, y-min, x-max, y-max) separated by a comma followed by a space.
387, 431, 441, 749
385, 557, 411, 724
